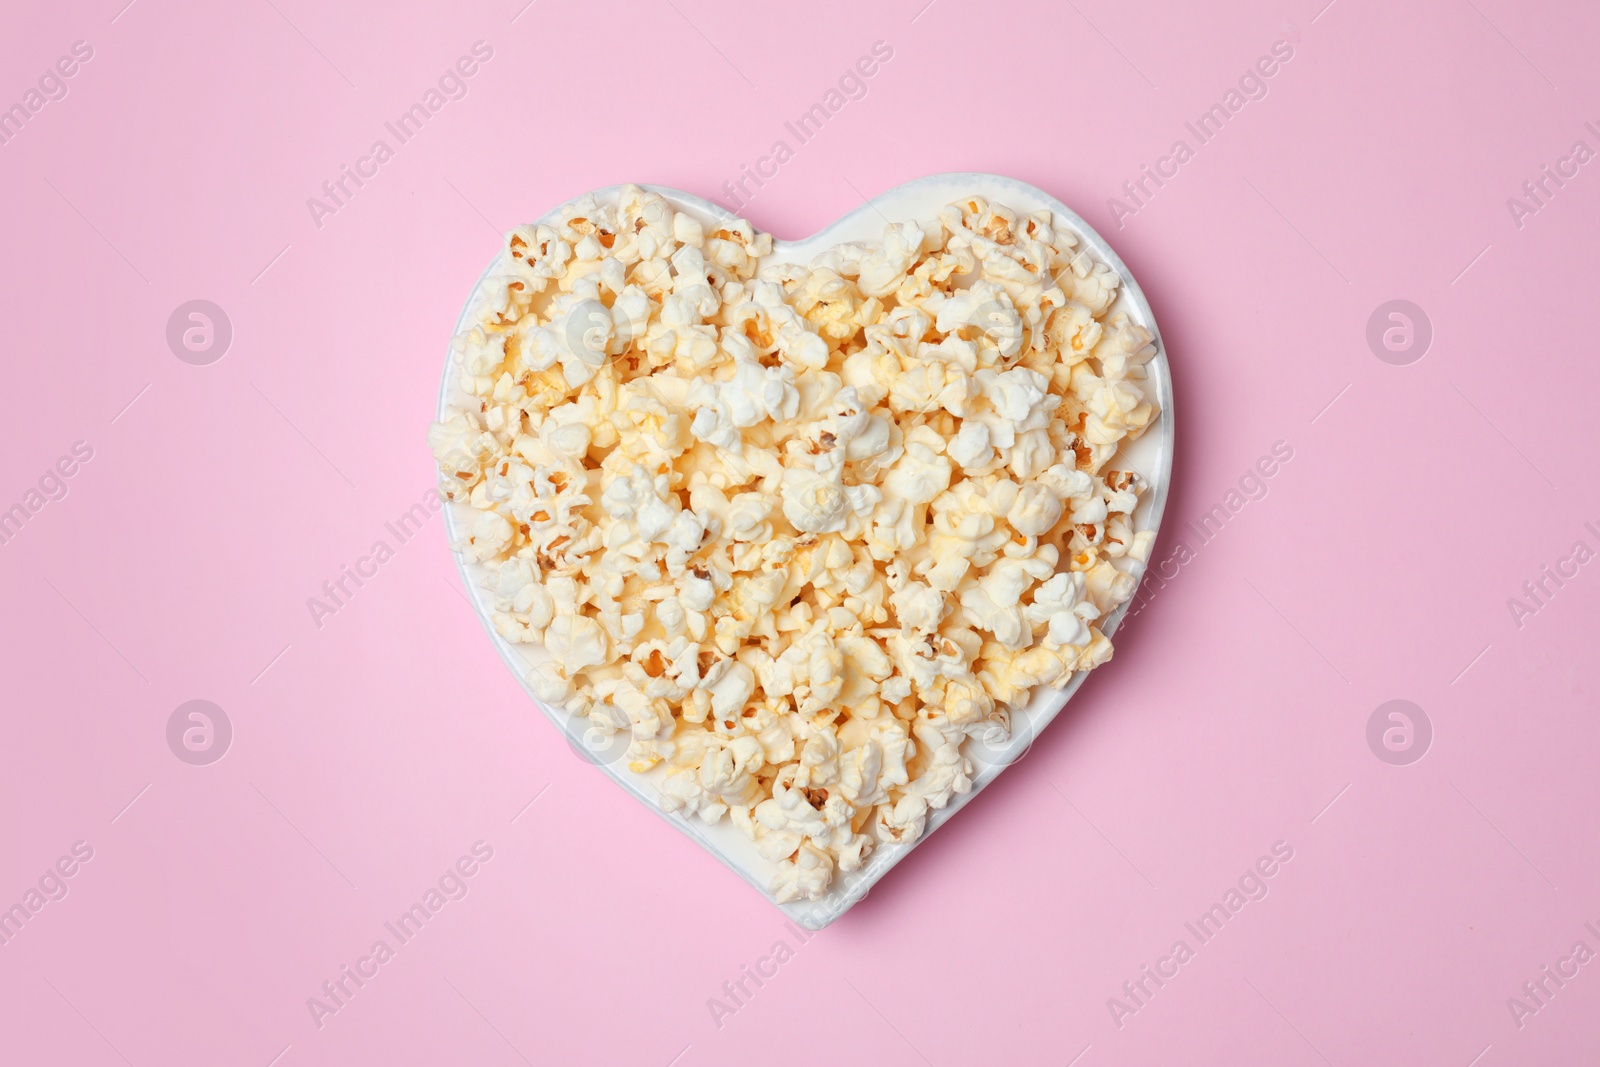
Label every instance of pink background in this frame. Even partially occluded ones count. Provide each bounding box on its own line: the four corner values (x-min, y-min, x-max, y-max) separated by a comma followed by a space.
2, 0, 1597, 1064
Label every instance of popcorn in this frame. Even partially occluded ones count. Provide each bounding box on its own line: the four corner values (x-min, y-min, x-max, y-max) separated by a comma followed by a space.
935, 281, 1024, 361
708, 661, 756, 722
947, 420, 993, 471
883, 434, 954, 507
430, 186, 1160, 903
1008, 482, 1065, 536
772, 843, 834, 903
780, 467, 849, 534
1026, 571, 1098, 647
543, 615, 608, 672
463, 510, 513, 562
1084, 379, 1156, 445
888, 576, 949, 633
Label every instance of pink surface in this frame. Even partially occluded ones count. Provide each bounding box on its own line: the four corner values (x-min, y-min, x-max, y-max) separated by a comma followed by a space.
1, 0, 1596, 1064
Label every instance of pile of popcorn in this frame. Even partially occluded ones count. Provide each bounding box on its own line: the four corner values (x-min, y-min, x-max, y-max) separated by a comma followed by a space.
429, 186, 1159, 902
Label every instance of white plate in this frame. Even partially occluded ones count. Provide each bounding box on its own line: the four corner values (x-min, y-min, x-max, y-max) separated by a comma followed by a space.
436, 174, 1174, 929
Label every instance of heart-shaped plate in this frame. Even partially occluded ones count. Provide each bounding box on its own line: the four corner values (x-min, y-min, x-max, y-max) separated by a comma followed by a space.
436, 173, 1173, 929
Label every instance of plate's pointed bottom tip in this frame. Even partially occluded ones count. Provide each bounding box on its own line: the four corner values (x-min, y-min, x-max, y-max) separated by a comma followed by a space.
784, 908, 833, 932
782, 884, 874, 930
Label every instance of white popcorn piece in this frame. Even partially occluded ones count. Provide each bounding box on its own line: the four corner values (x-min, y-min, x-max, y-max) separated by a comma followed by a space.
1026, 571, 1098, 648
947, 420, 993, 471
772, 843, 834, 903
463, 510, 513, 562
543, 615, 608, 672
428, 189, 1161, 904
1007, 482, 1064, 537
